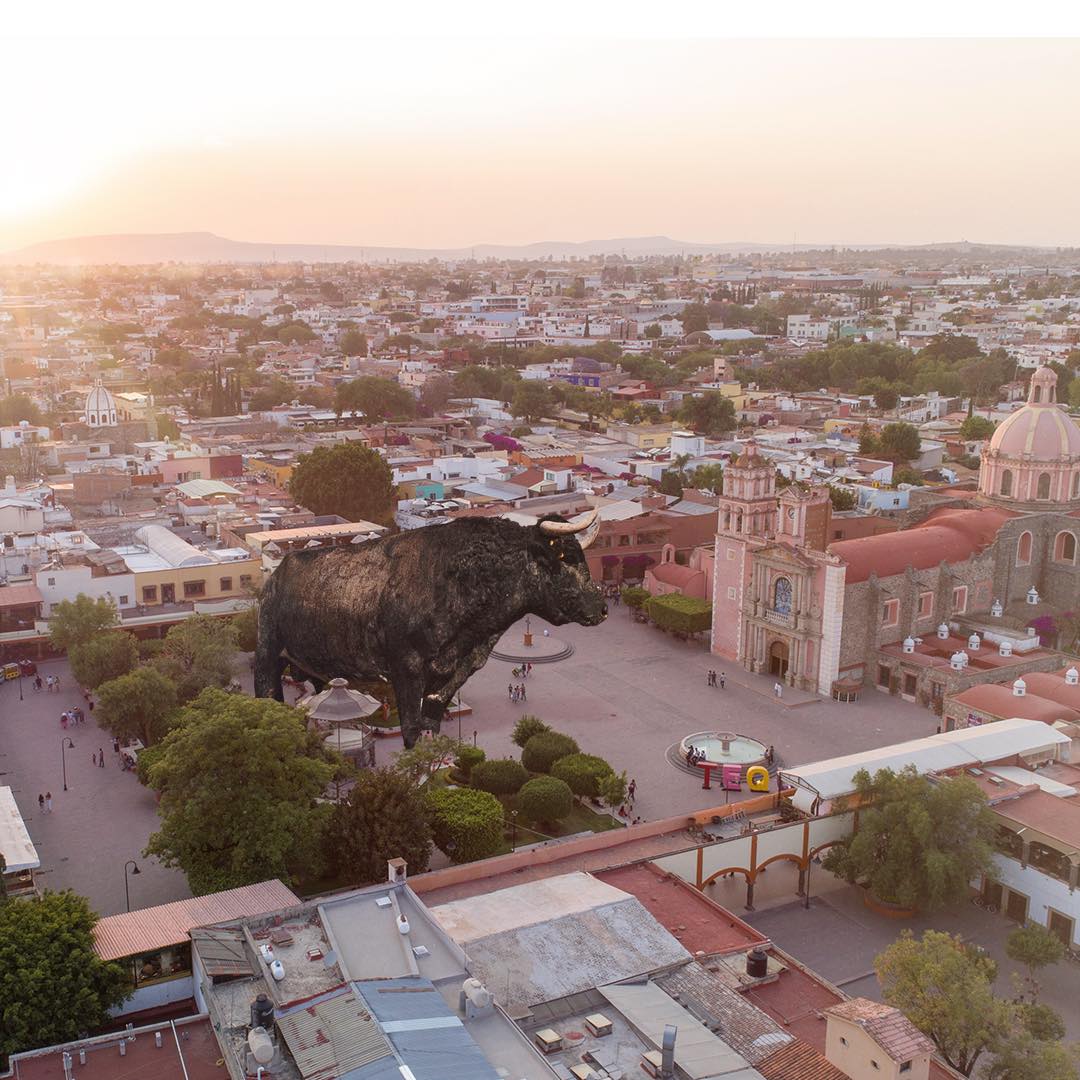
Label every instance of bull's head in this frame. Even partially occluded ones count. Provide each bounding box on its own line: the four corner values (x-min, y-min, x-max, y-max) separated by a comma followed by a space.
528, 509, 607, 627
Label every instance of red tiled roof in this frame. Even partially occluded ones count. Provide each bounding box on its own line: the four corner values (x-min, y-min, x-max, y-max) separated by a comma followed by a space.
0, 583, 44, 608
758, 1040, 847, 1080
825, 998, 936, 1062
93, 879, 300, 961
648, 563, 702, 586
951, 683, 1080, 725
829, 507, 1016, 584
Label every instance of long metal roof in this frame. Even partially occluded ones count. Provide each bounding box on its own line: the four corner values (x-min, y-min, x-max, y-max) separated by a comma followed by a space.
0, 787, 39, 872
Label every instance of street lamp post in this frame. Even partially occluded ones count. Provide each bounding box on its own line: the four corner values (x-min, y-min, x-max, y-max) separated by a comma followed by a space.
124, 860, 141, 912
60, 737, 74, 791
511, 810, 519, 851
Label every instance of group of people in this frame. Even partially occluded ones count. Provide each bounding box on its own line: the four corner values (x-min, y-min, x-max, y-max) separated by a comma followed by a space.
90, 748, 106, 768
37, 792, 53, 813
616, 777, 642, 823
511, 663, 533, 679
507, 682, 528, 704
685, 745, 708, 767
33, 673, 60, 693
60, 705, 88, 728
602, 585, 622, 606
706, 670, 726, 688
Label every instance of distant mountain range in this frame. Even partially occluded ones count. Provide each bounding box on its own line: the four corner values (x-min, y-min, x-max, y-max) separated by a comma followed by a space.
0, 230, 1054, 266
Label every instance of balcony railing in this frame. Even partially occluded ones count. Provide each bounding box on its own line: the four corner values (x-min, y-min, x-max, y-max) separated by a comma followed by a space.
763, 608, 794, 627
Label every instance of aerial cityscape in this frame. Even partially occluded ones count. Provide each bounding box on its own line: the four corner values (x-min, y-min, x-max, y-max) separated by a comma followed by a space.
2, 13, 1080, 1080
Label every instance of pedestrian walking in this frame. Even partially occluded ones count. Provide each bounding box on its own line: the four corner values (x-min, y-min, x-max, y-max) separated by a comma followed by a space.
627, 778, 637, 802
45, 792, 52, 812
773, 681, 783, 699
706, 670, 712, 686
92, 751, 97, 767
38, 793, 44, 813
507, 684, 513, 700
112, 738, 120, 754
61, 712, 68, 729
98, 748, 105, 768
519, 683, 527, 702
719, 672, 726, 689
526, 662, 532, 676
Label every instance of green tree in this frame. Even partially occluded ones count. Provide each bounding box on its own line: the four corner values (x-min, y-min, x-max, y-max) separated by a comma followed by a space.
522, 731, 580, 773
875, 930, 1011, 1076
878, 421, 922, 463
420, 375, 454, 414
829, 485, 857, 511
1006, 922, 1065, 1002
858, 424, 880, 455
823, 767, 995, 911
335, 375, 416, 419
598, 769, 628, 811
981, 1032, 1080, 1080
288, 441, 397, 524
689, 463, 724, 494
960, 415, 997, 440
382, 333, 422, 357
145, 689, 336, 894
511, 714, 550, 748
48, 594, 118, 652
328, 768, 432, 885
248, 376, 297, 412
551, 753, 614, 797
426, 787, 504, 863
659, 470, 684, 497
644, 323, 662, 340
0, 891, 130, 1066
340, 330, 368, 356
393, 734, 466, 785
472, 758, 529, 795
231, 603, 259, 653
645, 594, 713, 636
67, 631, 139, 690
518, 776, 574, 828
454, 745, 485, 779
96, 666, 178, 746
0, 394, 42, 426
679, 303, 710, 334
511, 381, 554, 422
894, 467, 926, 486
153, 615, 238, 702
677, 392, 736, 437
276, 320, 316, 344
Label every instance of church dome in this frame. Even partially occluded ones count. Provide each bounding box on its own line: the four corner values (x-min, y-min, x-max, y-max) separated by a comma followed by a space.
85, 381, 118, 427
978, 364, 1080, 506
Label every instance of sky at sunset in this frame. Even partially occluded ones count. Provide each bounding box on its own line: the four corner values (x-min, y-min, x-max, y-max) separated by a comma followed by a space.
4, 16, 1080, 252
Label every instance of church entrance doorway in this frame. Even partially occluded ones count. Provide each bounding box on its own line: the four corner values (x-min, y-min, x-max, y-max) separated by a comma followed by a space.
768, 639, 790, 678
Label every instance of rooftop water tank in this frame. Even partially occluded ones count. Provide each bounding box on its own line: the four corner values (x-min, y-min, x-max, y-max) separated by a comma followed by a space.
248, 1027, 274, 1065
746, 948, 768, 979
270, 960, 285, 982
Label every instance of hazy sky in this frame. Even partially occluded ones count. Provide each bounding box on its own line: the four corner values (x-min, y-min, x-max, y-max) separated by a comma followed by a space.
3, 30, 1079, 251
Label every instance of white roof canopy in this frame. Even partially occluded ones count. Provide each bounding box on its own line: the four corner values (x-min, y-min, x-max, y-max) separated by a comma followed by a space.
0, 787, 39, 872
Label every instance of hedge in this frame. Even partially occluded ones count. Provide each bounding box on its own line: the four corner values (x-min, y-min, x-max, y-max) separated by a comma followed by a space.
454, 746, 485, 779
425, 787, 504, 864
551, 753, 613, 797
518, 776, 574, 826
522, 731, 580, 774
620, 586, 650, 611
645, 593, 712, 635
512, 714, 550, 749
472, 758, 529, 795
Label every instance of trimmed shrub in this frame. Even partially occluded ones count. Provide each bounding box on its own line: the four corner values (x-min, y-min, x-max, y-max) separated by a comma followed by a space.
522, 731, 580, 774
518, 776, 574, 826
472, 758, 529, 795
620, 586, 650, 611
425, 787, 504, 864
551, 753, 613, 797
598, 769, 628, 811
511, 714, 550, 748
454, 746, 486, 779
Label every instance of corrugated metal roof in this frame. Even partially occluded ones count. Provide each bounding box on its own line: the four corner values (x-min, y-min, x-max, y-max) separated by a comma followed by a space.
190, 926, 254, 978
354, 978, 501, 1080
94, 879, 300, 961
600, 980, 764, 1080
0, 787, 39, 872
276, 987, 392, 1080
0, 583, 44, 608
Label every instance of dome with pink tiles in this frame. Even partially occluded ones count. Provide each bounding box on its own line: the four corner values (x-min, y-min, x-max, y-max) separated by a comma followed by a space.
979, 365, 1080, 506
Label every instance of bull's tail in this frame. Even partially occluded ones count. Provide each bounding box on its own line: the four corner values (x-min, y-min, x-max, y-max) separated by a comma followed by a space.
254, 569, 285, 701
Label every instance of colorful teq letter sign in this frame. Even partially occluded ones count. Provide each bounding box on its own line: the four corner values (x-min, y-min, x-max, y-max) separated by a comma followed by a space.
746, 765, 770, 792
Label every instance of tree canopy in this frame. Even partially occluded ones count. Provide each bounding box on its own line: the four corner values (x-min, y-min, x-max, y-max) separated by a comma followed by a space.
340, 330, 368, 356
328, 768, 431, 886
0, 394, 42, 426
335, 376, 416, 419
511, 381, 554, 421
960, 415, 998, 440
823, 766, 995, 910
288, 441, 397, 524
153, 614, 238, 702
676, 392, 736, 437
96, 666, 178, 746
68, 631, 139, 690
145, 689, 337, 894
48, 594, 118, 652
0, 892, 130, 1066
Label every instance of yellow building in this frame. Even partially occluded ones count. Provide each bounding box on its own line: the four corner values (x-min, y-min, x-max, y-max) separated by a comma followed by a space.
247, 458, 294, 486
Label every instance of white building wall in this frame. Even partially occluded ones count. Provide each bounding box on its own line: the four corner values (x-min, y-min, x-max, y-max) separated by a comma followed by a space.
991, 853, 1079, 947
36, 565, 136, 614
108, 975, 194, 1018
817, 562, 846, 695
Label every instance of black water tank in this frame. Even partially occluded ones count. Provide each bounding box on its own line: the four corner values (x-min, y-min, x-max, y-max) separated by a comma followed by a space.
250, 993, 274, 1031
746, 948, 768, 979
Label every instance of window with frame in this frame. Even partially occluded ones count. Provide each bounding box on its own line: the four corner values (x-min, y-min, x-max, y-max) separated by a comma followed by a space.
617, 535, 631, 546
47, 577, 55, 586
240, 575, 253, 587
882, 599, 899, 627
952, 585, 968, 614
183, 580, 206, 598
219, 577, 233, 592
142, 586, 157, 602
917, 591, 933, 618
1017, 531, 1033, 565
899, 1062, 912, 1073
119, 595, 129, 606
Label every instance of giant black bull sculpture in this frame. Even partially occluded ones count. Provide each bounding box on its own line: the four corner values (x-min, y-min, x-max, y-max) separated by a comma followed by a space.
255, 510, 606, 746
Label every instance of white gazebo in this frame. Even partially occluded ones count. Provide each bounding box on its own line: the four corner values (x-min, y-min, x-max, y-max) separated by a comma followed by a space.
302, 678, 380, 768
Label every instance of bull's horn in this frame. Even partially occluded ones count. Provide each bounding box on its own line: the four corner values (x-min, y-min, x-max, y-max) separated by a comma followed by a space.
539, 508, 600, 545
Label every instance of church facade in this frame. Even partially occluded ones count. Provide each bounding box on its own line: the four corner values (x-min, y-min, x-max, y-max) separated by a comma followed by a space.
711, 365, 1080, 702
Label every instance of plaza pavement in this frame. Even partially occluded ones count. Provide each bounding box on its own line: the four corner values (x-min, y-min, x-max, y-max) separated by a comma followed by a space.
745, 884, 1080, 1039
1, 608, 934, 916
0, 659, 191, 917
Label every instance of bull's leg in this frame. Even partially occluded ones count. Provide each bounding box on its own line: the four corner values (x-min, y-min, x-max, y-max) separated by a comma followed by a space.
390, 663, 425, 749
254, 623, 286, 702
